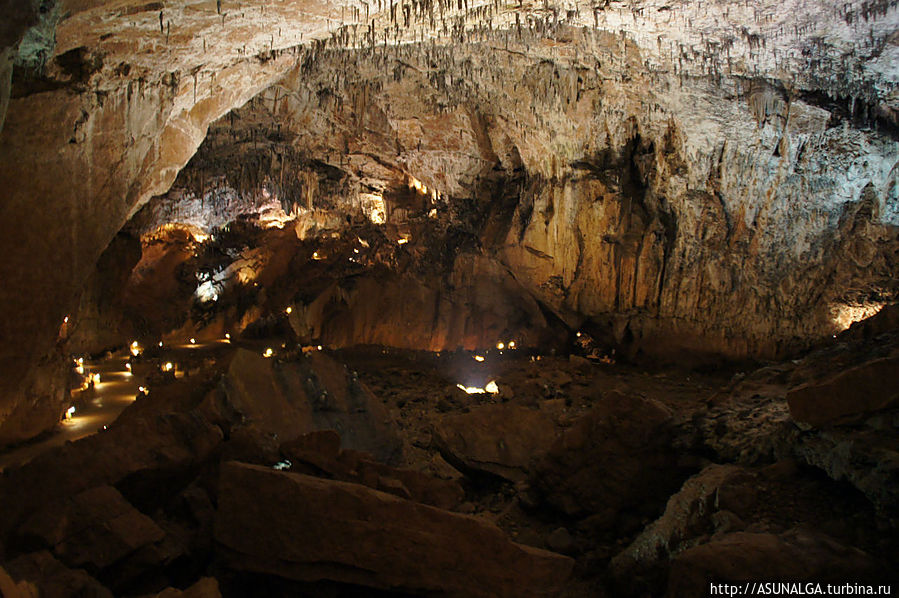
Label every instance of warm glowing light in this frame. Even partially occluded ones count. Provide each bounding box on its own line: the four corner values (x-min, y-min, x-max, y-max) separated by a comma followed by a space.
831, 302, 885, 331
130, 341, 142, 357
90, 373, 101, 385
428, 208, 437, 218
162, 362, 174, 372
225, 333, 231, 339
456, 381, 500, 395
359, 193, 387, 224
313, 251, 323, 260
496, 342, 505, 350
190, 338, 196, 344
317, 345, 323, 351
63, 316, 69, 323
65, 406, 76, 419
576, 332, 582, 337
397, 238, 409, 245
263, 348, 274, 358
138, 386, 146, 393
158, 341, 163, 347
75, 364, 84, 375
508, 341, 516, 349
285, 306, 293, 314
457, 384, 486, 394
125, 363, 132, 372
409, 176, 427, 194
195, 280, 219, 303
473, 355, 485, 362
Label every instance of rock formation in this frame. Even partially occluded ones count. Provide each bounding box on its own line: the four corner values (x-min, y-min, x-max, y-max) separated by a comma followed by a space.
0, 0, 898, 443
0, 0, 897, 595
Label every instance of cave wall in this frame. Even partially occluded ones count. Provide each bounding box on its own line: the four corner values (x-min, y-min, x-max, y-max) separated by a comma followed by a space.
0, 0, 897, 443
149, 27, 899, 361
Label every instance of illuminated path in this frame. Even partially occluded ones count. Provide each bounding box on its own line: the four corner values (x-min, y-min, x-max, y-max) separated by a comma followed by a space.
0, 354, 140, 472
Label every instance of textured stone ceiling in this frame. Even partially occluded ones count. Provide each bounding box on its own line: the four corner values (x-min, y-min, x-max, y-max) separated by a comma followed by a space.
0, 0, 897, 444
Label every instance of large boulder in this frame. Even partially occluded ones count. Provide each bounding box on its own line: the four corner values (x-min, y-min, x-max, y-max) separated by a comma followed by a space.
16, 486, 171, 575
611, 464, 756, 578
153, 577, 221, 598
214, 462, 573, 597
666, 530, 884, 597
280, 430, 464, 510
432, 404, 558, 482
0, 565, 37, 598
530, 392, 683, 519
0, 410, 223, 545
224, 349, 402, 463
788, 425, 899, 518
2, 551, 112, 598
787, 355, 899, 427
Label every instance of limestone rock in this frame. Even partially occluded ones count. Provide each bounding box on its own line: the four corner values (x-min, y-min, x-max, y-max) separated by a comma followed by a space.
154, 577, 221, 598
280, 430, 464, 510
0, 409, 223, 541
531, 392, 682, 519
3, 551, 112, 598
0, 565, 38, 598
214, 462, 574, 597
432, 404, 558, 482
788, 425, 899, 517
17, 486, 167, 573
223, 349, 402, 463
3, 0, 899, 445
611, 464, 758, 577
666, 530, 884, 597
787, 355, 899, 427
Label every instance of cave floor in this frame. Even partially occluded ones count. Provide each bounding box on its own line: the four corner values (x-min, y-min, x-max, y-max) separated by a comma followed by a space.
1, 338, 895, 596
0, 354, 140, 472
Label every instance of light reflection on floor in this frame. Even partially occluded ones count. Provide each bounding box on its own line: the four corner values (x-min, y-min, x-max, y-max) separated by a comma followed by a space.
0, 355, 140, 472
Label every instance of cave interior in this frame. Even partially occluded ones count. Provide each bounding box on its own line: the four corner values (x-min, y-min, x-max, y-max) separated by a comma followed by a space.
0, 0, 898, 596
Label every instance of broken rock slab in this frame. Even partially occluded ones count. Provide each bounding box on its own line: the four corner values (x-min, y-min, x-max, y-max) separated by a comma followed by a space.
2, 551, 112, 598
0, 410, 223, 543
214, 462, 573, 597
224, 349, 402, 463
432, 404, 558, 482
666, 529, 885, 597
787, 355, 899, 428
531, 392, 684, 519
0, 564, 38, 598
153, 577, 221, 598
17, 485, 167, 573
280, 430, 464, 510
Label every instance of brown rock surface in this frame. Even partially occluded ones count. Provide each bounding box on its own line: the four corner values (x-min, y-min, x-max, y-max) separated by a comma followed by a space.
531, 392, 682, 519
224, 349, 402, 462
3, 551, 112, 598
154, 577, 221, 598
17, 485, 168, 573
433, 404, 558, 482
0, 409, 223, 543
787, 355, 899, 427
280, 430, 464, 510
2, 0, 898, 445
666, 530, 884, 597
0, 564, 37, 598
214, 461, 574, 597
